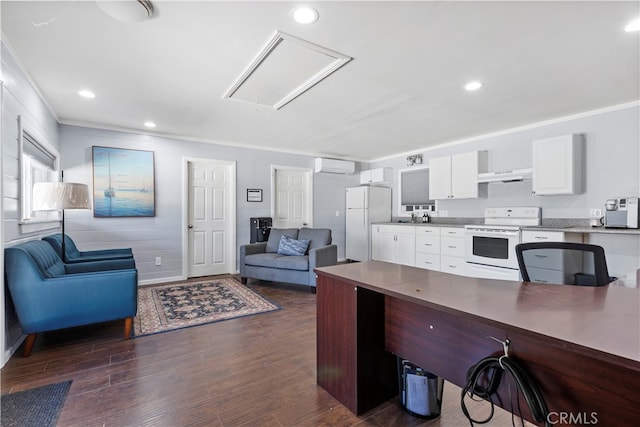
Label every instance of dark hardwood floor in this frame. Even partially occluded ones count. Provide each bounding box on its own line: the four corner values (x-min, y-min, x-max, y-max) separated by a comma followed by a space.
1, 278, 533, 426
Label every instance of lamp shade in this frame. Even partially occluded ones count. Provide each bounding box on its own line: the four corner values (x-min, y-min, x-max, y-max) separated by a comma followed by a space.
32, 182, 91, 211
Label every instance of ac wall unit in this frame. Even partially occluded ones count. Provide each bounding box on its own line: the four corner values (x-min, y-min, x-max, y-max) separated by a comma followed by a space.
314, 158, 355, 175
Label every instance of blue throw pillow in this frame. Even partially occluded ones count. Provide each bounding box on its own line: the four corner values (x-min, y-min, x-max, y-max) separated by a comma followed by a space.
277, 235, 310, 256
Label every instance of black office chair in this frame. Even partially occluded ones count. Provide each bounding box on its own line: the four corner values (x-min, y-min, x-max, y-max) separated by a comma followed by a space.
515, 242, 614, 286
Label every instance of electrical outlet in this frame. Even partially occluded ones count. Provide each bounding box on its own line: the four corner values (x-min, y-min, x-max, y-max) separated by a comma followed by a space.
335, 210, 339, 217
590, 208, 602, 218
155, 257, 162, 266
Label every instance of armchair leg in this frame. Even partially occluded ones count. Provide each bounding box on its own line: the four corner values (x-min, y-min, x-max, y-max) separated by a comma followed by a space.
124, 317, 133, 339
241, 277, 247, 284
23, 333, 37, 357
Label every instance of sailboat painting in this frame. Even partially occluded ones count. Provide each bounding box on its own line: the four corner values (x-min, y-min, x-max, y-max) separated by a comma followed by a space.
92, 146, 155, 217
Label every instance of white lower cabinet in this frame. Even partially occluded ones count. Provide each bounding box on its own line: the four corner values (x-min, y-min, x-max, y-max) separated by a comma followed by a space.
371, 225, 415, 266
439, 227, 466, 275
520, 230, 582, 284
373, 224, 466, 276
415, 226, 441, 271
440, 256, 466, 275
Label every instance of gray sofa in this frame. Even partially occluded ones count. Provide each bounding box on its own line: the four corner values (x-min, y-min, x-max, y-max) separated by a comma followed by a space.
239, 228, 337, 291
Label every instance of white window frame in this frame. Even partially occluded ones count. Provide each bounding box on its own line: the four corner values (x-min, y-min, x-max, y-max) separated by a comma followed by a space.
18, 115, 61, 226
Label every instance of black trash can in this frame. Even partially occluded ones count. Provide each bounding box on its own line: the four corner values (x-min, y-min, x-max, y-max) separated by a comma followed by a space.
398, 358, 444, 419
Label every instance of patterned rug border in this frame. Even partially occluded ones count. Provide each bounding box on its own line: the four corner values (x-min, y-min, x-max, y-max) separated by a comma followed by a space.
133, 277, 281, 338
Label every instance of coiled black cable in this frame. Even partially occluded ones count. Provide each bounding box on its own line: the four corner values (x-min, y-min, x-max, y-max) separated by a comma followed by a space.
461, 352, 551, 427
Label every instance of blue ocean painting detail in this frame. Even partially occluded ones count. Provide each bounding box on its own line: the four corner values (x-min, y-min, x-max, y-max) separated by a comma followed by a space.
93, 146, 155, 217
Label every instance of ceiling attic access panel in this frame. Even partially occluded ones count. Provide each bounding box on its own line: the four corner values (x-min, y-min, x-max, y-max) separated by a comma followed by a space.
222, 31, 352, 109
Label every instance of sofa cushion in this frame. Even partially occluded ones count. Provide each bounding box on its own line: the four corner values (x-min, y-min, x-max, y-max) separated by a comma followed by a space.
298, 228, 332, 250
277, 235, 310, 256
266, 228, 299, 253
244, 253, 309, 271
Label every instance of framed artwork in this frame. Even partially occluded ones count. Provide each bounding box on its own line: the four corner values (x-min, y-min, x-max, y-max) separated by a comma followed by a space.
92, 146, 155, 217
247, 188, 263, 202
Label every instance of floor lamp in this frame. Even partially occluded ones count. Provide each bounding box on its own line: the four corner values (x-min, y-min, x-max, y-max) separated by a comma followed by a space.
32, 182, 91, 262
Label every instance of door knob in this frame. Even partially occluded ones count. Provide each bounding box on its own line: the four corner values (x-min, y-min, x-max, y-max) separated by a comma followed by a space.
188, 225, 193, 229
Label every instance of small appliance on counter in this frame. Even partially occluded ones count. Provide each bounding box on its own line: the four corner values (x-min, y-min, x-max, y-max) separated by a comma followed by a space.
604, 197, 639, 228
250, 217, 272, 243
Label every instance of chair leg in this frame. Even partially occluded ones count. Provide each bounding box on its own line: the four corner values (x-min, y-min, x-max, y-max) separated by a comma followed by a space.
124, 317, 133, 339
23, 333, 37, 357
241, 277, 247, 284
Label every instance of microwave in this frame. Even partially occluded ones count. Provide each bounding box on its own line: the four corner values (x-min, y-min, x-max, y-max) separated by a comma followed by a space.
604, 197, 639, 228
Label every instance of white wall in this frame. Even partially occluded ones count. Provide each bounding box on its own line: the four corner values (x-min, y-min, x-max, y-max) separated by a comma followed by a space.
370, 103, 640, 277
1, 42, 61, 366
59, 125, 360, 283
372, 104, 640, 219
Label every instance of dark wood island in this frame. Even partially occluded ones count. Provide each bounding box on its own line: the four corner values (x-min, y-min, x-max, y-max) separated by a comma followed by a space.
315, 261, 640, 425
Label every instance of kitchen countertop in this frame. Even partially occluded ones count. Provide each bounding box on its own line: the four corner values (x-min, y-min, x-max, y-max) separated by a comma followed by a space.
378, 220, 640, 235
523, 225, 640, 235
379, 222, 466, 227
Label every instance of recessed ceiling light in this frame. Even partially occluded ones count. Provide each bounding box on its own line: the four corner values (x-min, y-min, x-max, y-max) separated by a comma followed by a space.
144, 121, 156, 128
78, 90, 95, 99
96, 0, 154, 23
464, 81, 484, 91
625, 17, 640, 32
291, 6, 319, 24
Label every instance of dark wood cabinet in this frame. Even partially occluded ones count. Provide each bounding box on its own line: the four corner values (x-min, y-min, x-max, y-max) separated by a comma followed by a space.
316, 274, 397, 415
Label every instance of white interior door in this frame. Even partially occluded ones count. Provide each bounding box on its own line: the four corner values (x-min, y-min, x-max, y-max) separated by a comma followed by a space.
272, 167, 312, 229
187, 160, 236, 277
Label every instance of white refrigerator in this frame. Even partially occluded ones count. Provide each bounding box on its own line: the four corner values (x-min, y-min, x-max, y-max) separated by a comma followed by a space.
346, 186, 392, 261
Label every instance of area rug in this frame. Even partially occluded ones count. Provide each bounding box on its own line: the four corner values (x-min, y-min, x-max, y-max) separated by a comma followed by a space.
133, 278, 280, 337
1, 380, 72, 427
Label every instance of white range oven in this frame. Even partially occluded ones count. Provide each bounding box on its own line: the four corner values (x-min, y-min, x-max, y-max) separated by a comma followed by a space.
465, 207, 541, 281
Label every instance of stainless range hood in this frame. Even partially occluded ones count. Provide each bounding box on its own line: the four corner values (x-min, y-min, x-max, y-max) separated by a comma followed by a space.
478, 168, 533, 183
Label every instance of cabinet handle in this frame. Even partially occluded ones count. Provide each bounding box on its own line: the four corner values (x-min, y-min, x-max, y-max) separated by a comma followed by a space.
449, 264, 456, 268
535, 236, 548, 240
534, 254, 548, 258
447, 231, 456, 234
424, 243, 432, 247
448, 245, 457, 249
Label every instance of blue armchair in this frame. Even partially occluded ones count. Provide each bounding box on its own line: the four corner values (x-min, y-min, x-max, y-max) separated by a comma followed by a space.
4, 240, 138, 357
43, 233, 133, 263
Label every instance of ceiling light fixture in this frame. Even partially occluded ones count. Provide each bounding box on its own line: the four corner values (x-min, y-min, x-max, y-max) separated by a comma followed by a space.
144, 121, 156, 128
78, 90, 96, 99
96, 0, 155, 23
465, 81, 484, 91
291, 6, 319, 24
625, 17, 640, 32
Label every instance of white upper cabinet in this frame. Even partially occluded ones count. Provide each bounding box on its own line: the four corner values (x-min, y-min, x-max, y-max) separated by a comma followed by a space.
429, 151, 487, 199
360, 167, 392, 185
428, 156, 452, 200
532, 134, 583, 195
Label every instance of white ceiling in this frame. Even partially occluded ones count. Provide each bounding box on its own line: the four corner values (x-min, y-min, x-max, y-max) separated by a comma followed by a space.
2, 1, 639, 162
